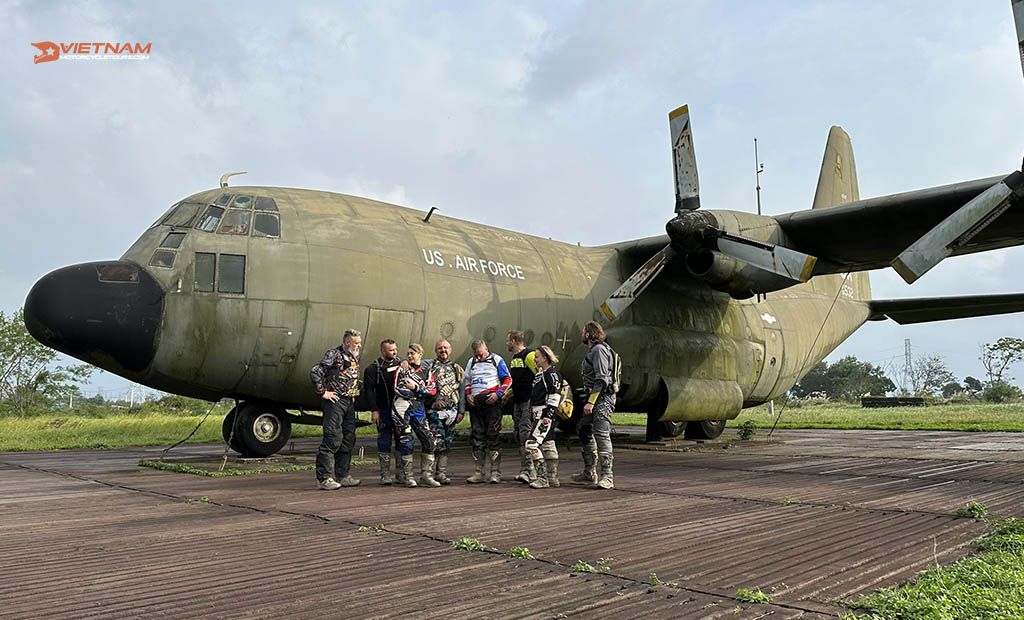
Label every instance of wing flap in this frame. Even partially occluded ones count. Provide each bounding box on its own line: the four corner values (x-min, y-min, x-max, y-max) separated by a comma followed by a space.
868, 293, 1024, 324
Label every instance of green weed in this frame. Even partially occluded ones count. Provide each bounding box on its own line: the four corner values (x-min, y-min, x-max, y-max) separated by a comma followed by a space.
735, 588, 773, 604
853, 518, 1024, 618
573, 560, 596, 573
782, 497, 800, 505
450, 537, 492, 552
507, 546, 534, 559
597, 557, 614, 571
649, 572, 664, 586
139, 460, 314, 477
956, 500, 989, 520
357, 524, 385, 533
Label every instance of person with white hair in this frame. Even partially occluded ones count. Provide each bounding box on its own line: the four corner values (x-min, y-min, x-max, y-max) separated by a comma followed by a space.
310, 329, 363, 490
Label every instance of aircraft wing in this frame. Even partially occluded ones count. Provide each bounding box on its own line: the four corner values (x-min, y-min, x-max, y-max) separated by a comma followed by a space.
775, 175, 1024, 275
867, 292, 1024, 324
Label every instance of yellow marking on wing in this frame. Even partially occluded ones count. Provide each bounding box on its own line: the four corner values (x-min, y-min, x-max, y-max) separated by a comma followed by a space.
800, 256, 817, 281
600, 302, 617, 321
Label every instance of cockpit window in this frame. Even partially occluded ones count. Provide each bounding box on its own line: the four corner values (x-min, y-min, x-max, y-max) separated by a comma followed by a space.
254, 196, 278, 211
149, 202, 180, 229
160, 202, 202, 228
149, 250, 176, 268
252, 213, 280, 238
196, 206, 225, 232
215, 193, 233, 206
217, 209, 251, 235
231, 195, 253, 209
159, 232, 186, 248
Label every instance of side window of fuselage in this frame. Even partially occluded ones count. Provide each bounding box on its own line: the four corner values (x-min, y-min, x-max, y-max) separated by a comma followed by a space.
195, 252, 215, 292
218, 254, 245, 294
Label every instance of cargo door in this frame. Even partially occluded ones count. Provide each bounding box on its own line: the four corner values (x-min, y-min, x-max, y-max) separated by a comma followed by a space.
240, 300, 308, 402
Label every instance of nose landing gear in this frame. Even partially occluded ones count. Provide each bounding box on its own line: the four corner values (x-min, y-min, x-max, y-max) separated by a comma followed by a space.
222, 401, 293, 457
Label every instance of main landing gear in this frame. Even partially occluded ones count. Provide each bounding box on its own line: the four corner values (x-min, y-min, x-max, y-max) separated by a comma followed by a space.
222, 401, 293, 457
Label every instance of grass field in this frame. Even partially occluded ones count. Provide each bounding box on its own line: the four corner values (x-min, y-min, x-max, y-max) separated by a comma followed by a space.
613, 401, 1024, 433
1, 401, 1022, 451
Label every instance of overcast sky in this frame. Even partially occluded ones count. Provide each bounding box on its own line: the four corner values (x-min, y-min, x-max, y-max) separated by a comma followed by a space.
3, 0, 1023, 398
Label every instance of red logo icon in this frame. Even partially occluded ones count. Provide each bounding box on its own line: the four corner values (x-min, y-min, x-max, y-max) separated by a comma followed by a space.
32, 41, 60, 64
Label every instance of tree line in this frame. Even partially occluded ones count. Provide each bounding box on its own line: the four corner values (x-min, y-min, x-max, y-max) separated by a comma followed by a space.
792, 337, 1024, 403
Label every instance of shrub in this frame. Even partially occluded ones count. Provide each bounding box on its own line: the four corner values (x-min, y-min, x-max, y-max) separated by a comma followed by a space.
983, 382, 1021, 403
737, 420, 757, 440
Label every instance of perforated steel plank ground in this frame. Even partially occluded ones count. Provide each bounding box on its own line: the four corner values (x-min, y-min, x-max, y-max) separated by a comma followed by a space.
2, 428, 1022, 618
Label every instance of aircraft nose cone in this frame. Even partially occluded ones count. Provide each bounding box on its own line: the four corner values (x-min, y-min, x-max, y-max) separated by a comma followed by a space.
24, 261, 164, 376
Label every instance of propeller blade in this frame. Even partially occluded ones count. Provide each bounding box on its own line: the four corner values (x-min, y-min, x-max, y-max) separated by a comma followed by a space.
670, 105, 701, 212
715, 232, 817, 282
1014, 0, 1024, 80
891, 170, 1024, 284
601, 245, 677, 321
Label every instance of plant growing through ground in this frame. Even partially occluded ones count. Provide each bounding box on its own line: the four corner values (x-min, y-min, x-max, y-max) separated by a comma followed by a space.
649, 572, 664, 586
737, 419, 758, 440
955, 500, 988, 520
507, 546, 533, 559
782, 497, 800, 505
596, 557, 614, 571
450, 537, 492, 551
357, 524, 385, 533
735, 587, 773, 604
573, 560, 596, 573
853, 518, 1024, 618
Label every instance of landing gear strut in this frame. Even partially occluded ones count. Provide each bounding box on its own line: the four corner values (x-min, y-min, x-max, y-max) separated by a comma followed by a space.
222, 401, 292, 457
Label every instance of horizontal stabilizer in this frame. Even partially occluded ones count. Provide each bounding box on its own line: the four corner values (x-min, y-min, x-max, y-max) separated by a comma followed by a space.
868, 292, 1024, 324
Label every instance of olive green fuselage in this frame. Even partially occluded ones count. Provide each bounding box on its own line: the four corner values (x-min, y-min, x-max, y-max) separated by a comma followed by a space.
122, 186, 872, 420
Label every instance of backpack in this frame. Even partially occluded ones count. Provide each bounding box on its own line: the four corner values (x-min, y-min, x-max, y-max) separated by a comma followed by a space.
469, 354, 498, 370
598, 342, 622, 395
556, 378, 574, 420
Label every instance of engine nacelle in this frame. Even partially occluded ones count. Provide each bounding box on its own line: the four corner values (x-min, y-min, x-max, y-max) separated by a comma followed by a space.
684, 250, 798, 299
668, 209, 805, 298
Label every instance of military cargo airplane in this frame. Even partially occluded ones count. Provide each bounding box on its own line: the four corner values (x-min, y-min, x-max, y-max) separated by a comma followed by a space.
24, 2, 1024, 457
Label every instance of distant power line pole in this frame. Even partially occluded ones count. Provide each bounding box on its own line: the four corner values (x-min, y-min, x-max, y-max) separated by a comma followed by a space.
903, 339, 913, 394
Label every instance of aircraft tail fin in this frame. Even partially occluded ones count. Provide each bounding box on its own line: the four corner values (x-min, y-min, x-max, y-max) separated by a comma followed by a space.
812, 126, 860, 209
808, 126, 871, 300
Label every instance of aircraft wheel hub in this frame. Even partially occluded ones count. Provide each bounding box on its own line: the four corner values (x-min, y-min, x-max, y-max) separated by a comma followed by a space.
253, 413, 281, 443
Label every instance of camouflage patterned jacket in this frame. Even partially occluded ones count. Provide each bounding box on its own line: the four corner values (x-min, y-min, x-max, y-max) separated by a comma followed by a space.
310, 346, 361, 398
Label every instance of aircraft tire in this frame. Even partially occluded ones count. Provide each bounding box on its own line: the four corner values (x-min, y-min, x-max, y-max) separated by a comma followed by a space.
684, 419, 726, 440
221, 407, 245, 453
235, 402, 292, 457
659, 420, 686, 438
